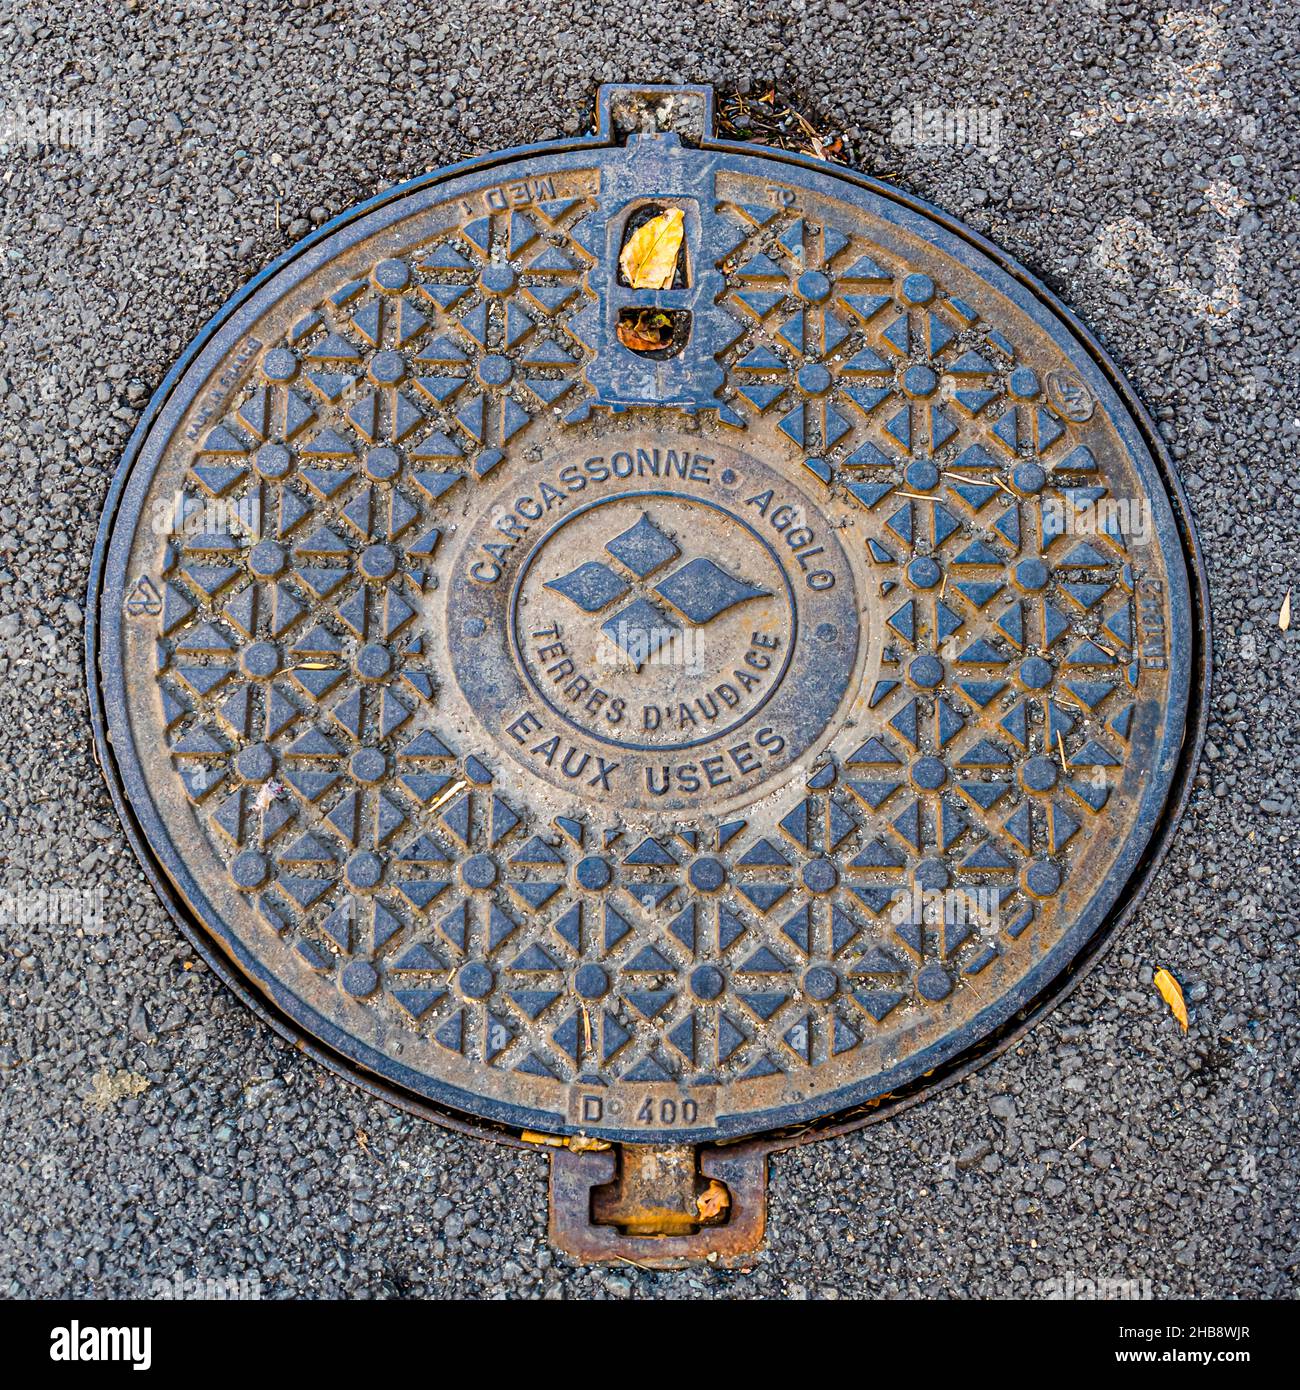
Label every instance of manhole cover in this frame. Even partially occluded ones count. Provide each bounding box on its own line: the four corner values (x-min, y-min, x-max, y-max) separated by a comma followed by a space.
90, 84, 1205, 1259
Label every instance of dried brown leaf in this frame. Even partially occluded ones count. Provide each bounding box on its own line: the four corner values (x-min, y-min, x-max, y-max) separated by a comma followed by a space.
565, 1135, 611, 1153
616, 309, 674, 352
615, 321, 661, 351
696, 1178, 730, 1222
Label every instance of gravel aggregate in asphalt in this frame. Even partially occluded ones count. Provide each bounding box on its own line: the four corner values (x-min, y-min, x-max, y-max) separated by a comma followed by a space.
0, 0, 1296, 1299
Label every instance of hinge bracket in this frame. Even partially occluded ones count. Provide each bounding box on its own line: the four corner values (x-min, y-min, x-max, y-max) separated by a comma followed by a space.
548, 1140, 768, 1268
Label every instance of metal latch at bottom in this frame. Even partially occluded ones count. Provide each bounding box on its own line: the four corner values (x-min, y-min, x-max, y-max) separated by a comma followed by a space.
548, 1142, 769, 1268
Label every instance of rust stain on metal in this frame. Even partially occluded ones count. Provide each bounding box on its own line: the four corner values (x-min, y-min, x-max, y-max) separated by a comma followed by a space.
550, 1141, 768, 1266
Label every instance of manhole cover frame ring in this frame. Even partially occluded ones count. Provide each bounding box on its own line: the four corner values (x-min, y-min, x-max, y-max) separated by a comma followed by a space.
87, 90, 1211, 1154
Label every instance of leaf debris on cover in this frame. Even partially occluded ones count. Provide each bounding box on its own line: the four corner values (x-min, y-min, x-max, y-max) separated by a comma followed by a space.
718, 85, 846, 162
696, 1178, 730, 1222
616, 308, 675, 352
1154, 967, 1189, 1032
252, 779, 285, 812
520, 1130, 611, 1152
619, 207, 684, 290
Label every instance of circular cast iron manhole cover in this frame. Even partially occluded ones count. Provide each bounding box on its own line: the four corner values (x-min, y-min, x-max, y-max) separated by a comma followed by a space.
91, 85, 1204, 1146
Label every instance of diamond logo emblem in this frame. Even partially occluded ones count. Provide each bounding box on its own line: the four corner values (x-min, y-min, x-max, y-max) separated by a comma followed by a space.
545, 512, 771, 669
544, 559, 630, 612
604, 513, 681, 577
653, 556, 771, 625
600, 597, 681, 671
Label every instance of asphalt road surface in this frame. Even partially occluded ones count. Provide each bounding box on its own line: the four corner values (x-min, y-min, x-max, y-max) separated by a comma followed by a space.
1, 0, 1296, 1299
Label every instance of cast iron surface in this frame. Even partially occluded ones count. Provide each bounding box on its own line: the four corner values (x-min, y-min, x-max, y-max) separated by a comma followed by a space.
90, 85, 1202, 1144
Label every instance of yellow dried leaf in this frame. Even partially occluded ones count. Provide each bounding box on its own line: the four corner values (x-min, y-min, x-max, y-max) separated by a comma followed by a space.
1281, 591, 1291, 631
520, 1130, 564, 1148
519, 1130, 611, 1152
696, 1178, 730, 1222
1154, 967, 1188, 1032
619, 208, 684, 289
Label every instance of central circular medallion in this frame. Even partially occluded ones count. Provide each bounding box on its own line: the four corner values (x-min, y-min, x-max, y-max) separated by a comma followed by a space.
513, 493, 796, 748
445, 438, 861, 810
